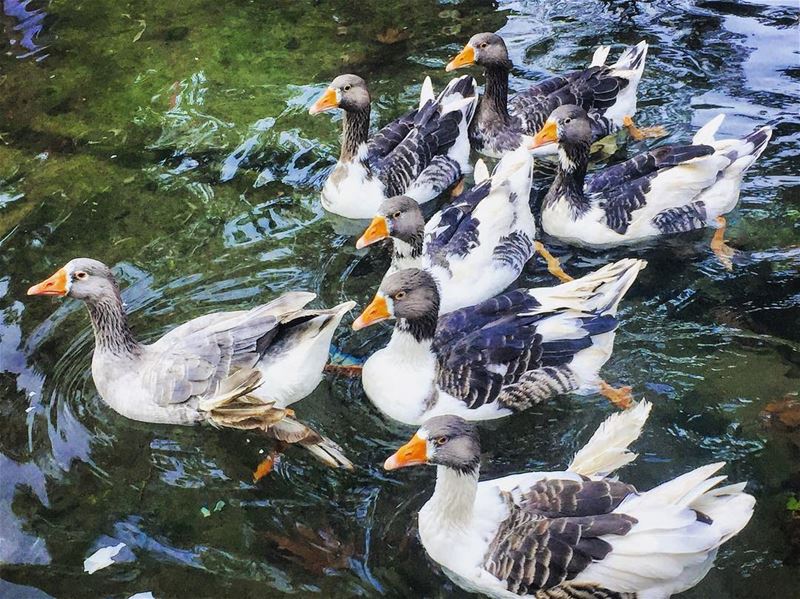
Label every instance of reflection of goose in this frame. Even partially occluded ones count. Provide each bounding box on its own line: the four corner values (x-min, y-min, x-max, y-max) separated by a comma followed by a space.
531, 107, 772, 269
355, 147, 540, 314
384, 404, 755, 599
446, 33, 663, 158
353, 259, 645, 425
309, 74, 477, 219
27, 258, 354, 468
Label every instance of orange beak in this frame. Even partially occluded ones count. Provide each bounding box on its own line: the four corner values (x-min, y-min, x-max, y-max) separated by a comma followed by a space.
352, 294, 392, 331
445, 44, 476, 72
27, 267, 69, 297
531, 119, 558, 149
309, 87, 339, 115
384, 433, 428, 470
356, 216, 390, 250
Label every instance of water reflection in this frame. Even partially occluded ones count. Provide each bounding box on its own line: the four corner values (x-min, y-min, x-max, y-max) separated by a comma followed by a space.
2, 0, 49, 61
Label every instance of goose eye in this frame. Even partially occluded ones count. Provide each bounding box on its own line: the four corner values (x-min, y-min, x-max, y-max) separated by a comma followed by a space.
564, 118, 572, 125
480, 43, 488, 49
395, 291, 406, 300
393, 211, 402, 219
74, 271, 88, 280
343, 84, 351, 92
435, 436, 448, 446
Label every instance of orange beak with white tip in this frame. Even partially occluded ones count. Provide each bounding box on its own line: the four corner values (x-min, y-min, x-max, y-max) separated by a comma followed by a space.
445, 44, 476, 72
352, 294, 392, 331
530, 119, 558, 149
384, 433, 428, 470
356, 216, 390, 250
309, 87, 339, 115
27, 267, 69, 297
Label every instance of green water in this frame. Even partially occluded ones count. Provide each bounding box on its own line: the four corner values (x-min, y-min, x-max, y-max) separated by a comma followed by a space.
1, 0, 799, 597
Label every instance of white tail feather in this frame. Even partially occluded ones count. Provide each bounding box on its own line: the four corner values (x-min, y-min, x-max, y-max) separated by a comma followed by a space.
692, 114, 726, 145
419, 76, 435, 109
568, 400, 652, 477
591, 45, 611, 67
473, 159, 490, 184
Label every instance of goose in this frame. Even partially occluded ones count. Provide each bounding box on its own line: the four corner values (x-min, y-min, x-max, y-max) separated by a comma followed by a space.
27, 258, 354, 468
351, 259, 644, 425
530, 106, 773, 269
383, 404, 755, 598
309, 74, 478, 219
354, 147, 573, 314
445, 33, 664, 158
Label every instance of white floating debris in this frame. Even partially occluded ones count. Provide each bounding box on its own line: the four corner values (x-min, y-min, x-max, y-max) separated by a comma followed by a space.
83, 542, 126, 574
129, 593, 155, 599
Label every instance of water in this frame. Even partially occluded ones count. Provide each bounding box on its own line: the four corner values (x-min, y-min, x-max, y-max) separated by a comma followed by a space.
1, 0, 798, 596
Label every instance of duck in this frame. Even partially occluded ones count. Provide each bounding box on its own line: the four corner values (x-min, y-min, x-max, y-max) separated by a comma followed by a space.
383, 405, 755, 598
27, 258, 355, 468
351, 259, 644, 425
530, 106, 773, 269
445, 33, 665, 158
308, 73, 478, 219
354, 147, 573, 314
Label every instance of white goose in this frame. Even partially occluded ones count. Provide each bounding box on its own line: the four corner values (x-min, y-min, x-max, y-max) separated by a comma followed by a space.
384, 403, 755, 598
352, 259, 644, 425
355, 147, 572, 314
309, 74, 477, 219
531, 106, 772, 269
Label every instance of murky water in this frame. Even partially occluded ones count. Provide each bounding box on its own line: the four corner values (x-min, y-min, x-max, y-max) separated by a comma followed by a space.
1, 0, 799, 596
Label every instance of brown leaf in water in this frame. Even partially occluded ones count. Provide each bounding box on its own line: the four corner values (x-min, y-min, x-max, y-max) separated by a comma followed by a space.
763, 396, 800, 429
376, 27, 410, 45
264, 524, 355, 574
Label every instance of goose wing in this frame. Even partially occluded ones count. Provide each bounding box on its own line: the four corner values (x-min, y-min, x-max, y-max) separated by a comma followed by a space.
365, 109, 417, 170
424, 179, 492, 261
434, 290, 613, 409
144, 292, 315, 406
511, 67, 627, 136
375, 99, 463, 197
585, 144, 716, 235
483, 486, 636, 594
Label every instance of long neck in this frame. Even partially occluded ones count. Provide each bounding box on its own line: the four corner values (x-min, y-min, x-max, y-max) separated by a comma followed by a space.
427, 465, 479, 528
340, 106, 370, 161
86, 292, 141, 357
482, 65, 511, 121
549, 140, 591, 210
391, 234, 423, 268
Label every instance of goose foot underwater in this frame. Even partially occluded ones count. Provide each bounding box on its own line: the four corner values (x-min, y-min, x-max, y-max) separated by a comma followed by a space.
534, 241, 574, 283
710, 215, 735, 271
599, 380, 634, 409
622, 115, 667, 141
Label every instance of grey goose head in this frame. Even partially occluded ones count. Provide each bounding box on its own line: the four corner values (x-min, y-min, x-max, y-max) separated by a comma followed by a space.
309, 73, 370, 115
447, 32, 511, 72
352, 268, 440, 331
355, 196, 424, 250
27, 257, 120, 304
384, 414, 481, 475
531, 104, 593, 150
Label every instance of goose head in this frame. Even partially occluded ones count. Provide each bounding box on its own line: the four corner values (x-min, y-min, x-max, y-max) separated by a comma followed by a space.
352, 268, 439, 330
27, 258, 119, 303
309, 74, 370, 115
531, 104, 593, 149
446, 32, 511, 72
356, 196, 424, 250
384, 415, 481, 475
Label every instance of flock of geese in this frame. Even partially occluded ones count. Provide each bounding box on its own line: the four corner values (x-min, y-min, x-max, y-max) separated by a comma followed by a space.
26, 31, 773, 599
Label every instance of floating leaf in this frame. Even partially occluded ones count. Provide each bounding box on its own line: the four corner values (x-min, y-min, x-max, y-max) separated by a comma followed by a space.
84, 542, 126, 574
133, 20, 146, 43
764, 397, 800, 429
213, 500, 225, 512
788, 496, 800, 512
375, 27, 410, 45
200, 507, 211, 518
